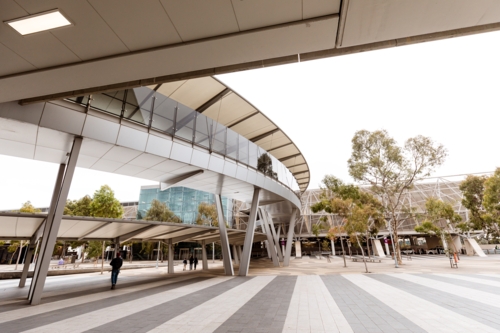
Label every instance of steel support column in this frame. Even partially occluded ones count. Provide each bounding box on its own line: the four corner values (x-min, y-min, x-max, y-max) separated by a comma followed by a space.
260, 208, 279, 267
237, 245, 242, 263
168, 238, 174, 274
28, 164, 65, 300
215, 194, 233, 276
238, 187, 260, 276
201, 240, 208, 270
19, 238, 37, 288
29, 137, 82, 305
267, 212, 283, 262
283, 209, 297, 267
232, 245, 239, 265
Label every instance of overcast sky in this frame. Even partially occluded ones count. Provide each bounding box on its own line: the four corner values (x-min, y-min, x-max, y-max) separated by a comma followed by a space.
1, 30, 500, 210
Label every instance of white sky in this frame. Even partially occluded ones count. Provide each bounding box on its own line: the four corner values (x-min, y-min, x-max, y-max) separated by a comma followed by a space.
1, 30, 500, 210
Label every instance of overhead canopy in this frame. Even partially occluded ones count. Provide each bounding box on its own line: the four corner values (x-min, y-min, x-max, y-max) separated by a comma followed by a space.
0, 213, 267, 246
146, 76, 310, 192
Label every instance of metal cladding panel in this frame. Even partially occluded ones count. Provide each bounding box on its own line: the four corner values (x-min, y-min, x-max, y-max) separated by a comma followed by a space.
34, 146, 67, 164
82, 115, 120, 144
40, 103, 85, 135
80, 139, 114, 158
0, 216, 23, 238
145, 134, 173, 158
116, 125, 148, 151
128, 153, 166, 169
0, 117, 38, 145
102, 146, 143, 164
231, 0, 302, 31
114, 164, 146, 177
0, 102, 44, 125
341, 0, 500, 48
36, 127, 74, 152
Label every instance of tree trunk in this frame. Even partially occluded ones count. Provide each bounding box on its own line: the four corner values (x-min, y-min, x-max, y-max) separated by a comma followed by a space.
392, 221, 402, 265
339, 236, 347, 267
356, 234, 369, 273
365, 233, 372, 258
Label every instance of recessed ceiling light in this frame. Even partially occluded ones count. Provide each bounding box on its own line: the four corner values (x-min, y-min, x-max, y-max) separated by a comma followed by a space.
5, 9, 71, 36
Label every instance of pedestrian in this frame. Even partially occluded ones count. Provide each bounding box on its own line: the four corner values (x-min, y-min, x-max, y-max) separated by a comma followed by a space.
183, 258, 187, 271
110, 252, 123, 290
194, 257, 198, 270
189, 255, 194, 270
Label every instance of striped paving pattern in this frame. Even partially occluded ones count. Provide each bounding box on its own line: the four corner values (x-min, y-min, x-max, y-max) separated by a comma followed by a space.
1, 272, 500, 333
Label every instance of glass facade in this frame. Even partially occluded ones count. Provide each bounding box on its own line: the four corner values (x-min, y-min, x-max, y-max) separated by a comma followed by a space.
138, 186, 233, 226
68, 87, 299, 192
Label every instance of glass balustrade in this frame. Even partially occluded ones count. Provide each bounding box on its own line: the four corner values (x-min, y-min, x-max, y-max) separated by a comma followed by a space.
66, 86, 301, 193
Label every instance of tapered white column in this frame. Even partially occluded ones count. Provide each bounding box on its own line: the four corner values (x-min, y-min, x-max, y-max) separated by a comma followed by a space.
238, 187, 260, 276
29, 137, 82, 305
167, 238, 174, 273
260, 208, 279, 267
216, 194, 233, 276
232, 245, 240, 265
268, 212, 283, 262
202, 240, 208, 270
283, 209, 297, 267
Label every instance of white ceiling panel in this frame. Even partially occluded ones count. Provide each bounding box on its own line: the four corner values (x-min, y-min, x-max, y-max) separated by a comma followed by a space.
91, 159, 123, 172
80, 138, 114, 158
0, 117, 38, 144
303, 0, 341, 19
15, 0, 129, 60
114, 164, 146, 177
128, 153, 166, 169
15, 217, 42, 237
81, 115, 120, 144
341, 0, 500, 48
231, 0, 302, 31
116, 125, 148, 151
36, 127, 73, 151
135, 168, 165, 180
0, 138, 34, 159
0, 42, 35, 76
150, 159, 185, 173
155, 81, 187, 97
89, 0, 182, 51
169, 77, 226, 110
218, 92, 257, 125
76, 154, 99, 168
160, 0, 239, 41
34, 146, 67, 164
102, 146, 143, 164
145, 134, 172, 158
39, 103, 85, 135
0, 102, 44, 125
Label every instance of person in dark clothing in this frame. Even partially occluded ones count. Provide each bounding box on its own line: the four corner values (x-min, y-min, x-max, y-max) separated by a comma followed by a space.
110, 252, 123, 289
194, 257, 198, 270
189, 255, 194, 270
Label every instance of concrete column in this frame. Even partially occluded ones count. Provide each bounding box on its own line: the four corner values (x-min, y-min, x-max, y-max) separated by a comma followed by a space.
237, 245, 242, 263
331, 240, 335, 256
264, 240, 271, 258
260, 208, 279, 267
216, 194, 233, 276
384, 238, 390, 255
168, 238, 174, 273
201, 240, 208, 270
238, 187, 260, 276
19, 237, 38, 288
267, 213, 283, 262
232, 245, 239, 265
283, 209, 297, 267
295, 241, 302, 258
29, 137, 82, 305
371, 239, 387, 258
28, 164, 66, 300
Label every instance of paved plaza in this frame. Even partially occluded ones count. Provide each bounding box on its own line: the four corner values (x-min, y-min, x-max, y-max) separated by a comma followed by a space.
1, 255, 500, 333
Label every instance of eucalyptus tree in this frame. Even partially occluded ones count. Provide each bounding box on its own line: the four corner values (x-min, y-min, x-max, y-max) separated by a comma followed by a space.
311, 175, 384, 272
348, 130, 446, 265
196, 202, 218, 227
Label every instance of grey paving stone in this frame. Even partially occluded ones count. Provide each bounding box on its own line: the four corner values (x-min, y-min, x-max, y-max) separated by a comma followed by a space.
214, 276, 296, 333
320, 275, 426, 333
0, 276, 210, 333
415, 274, 500, 295
369, 274, 500, 331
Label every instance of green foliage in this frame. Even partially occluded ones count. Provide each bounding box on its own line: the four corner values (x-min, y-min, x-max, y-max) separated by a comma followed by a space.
196, 202, 219, 226
89, 185, 123, 219
19, 201, 41, 213
86, 241, 104, 259
145, 199, 181, 223
311, 223, 323, 238
414, 197, 462, 249
347, 130, 447, 264
64, 195, 92, 216
321, 239, 331, 251
257, 153, 277, 179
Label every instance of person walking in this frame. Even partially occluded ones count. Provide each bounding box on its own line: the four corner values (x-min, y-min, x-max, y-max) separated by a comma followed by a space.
183, 258, 187, 271
194, 257, 198, 270
189, 255, 194, 270
110, 252, 123, 290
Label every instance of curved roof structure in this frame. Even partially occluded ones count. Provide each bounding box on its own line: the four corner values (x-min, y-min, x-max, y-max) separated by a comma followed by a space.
147, 76, 310, 192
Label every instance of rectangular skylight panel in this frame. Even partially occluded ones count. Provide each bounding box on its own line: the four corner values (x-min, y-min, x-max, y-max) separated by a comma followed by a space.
6, 10, 71, 36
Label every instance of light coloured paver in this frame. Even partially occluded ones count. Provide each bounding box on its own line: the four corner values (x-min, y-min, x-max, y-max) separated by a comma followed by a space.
344, 274, 500, 333
20, 276, 233, 333
435, 273, 500, 288
282, 275, 353, 333
148, 276, 276, 333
